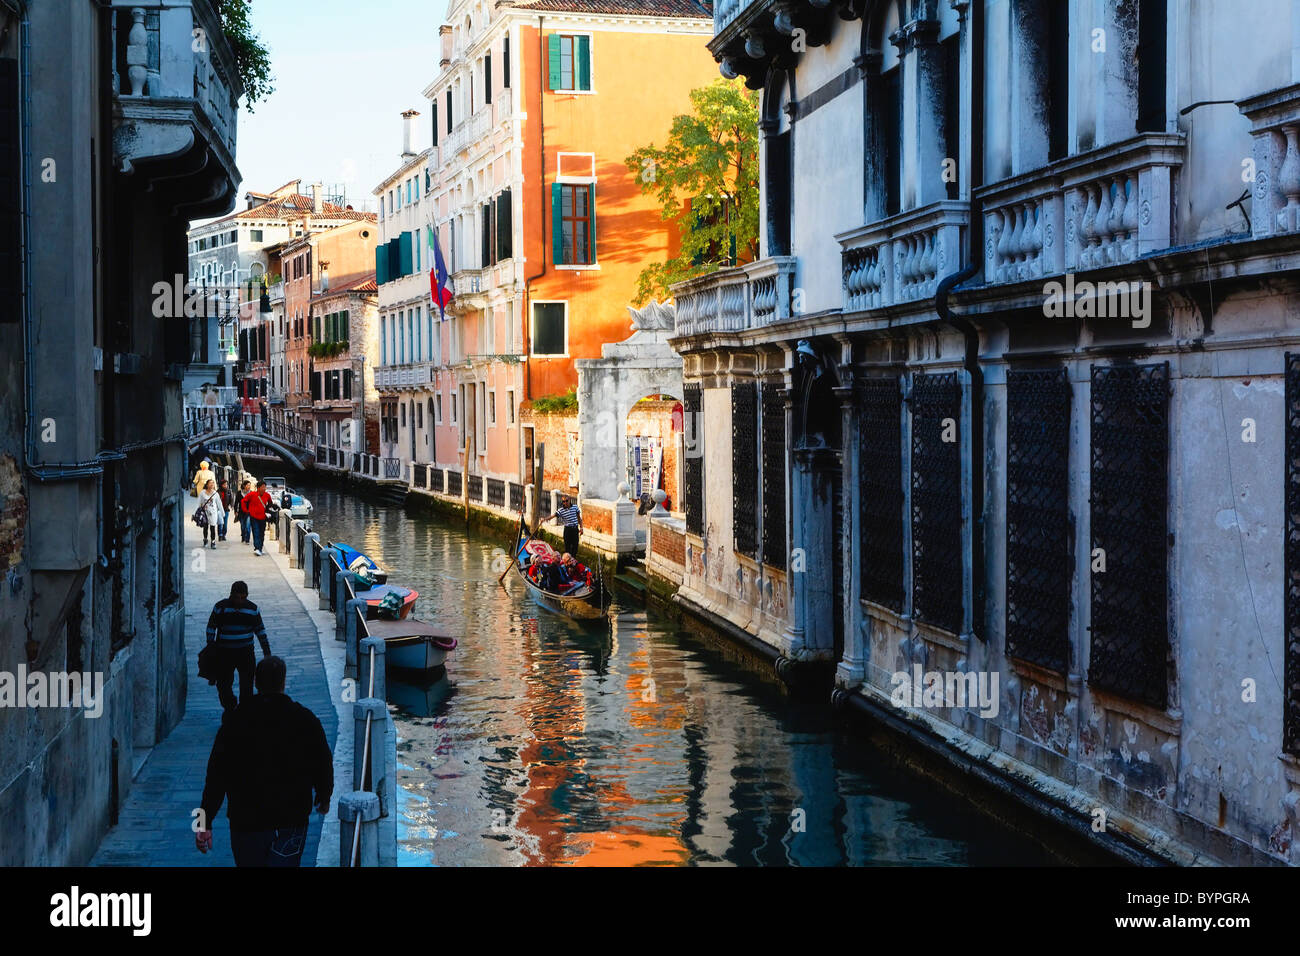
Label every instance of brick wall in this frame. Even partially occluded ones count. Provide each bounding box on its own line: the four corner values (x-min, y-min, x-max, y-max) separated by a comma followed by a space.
651, 520, 685, 566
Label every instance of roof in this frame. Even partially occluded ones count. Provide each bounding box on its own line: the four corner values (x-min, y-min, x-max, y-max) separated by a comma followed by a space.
205, 192, 375, 228
506, 0, 711, 17
316, 274, 379, 297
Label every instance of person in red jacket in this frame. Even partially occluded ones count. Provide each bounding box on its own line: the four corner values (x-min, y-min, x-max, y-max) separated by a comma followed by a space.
241, 481, 277, 556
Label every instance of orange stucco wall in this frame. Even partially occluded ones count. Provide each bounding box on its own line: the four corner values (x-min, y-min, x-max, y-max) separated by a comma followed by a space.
517, 22, 716, 401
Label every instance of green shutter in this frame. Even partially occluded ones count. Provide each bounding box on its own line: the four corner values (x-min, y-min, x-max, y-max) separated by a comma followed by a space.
577, 35, 591, 91
551, 182, 564, 265
376, 244, 388, 284
399, 231, 413, 276
547, 34, 561, 91
586, 183, 596, 263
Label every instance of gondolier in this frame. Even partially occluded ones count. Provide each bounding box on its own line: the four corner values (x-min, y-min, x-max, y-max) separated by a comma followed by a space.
553, 495, 582, 557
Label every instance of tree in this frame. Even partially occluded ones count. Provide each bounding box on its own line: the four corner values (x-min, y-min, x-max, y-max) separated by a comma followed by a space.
625, 78, 760, 305
218, 0, 274, 111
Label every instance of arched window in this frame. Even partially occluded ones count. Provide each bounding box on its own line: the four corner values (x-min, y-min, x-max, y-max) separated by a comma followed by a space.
762, 69, 792, 257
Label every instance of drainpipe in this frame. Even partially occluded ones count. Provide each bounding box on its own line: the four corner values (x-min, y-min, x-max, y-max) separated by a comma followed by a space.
933, 0, 986, 641
520, 14, 548, 405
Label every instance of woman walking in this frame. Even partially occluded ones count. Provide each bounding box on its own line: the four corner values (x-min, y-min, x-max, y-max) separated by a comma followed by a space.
198, 479, 223, 549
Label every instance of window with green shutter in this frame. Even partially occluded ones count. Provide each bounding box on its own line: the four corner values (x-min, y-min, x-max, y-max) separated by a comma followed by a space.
553, 183, 595, 265
548, 34, 591, 92
376, 244, 389, 284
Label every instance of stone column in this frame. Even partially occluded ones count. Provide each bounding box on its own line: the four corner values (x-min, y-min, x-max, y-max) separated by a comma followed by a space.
834, 369, 865, 686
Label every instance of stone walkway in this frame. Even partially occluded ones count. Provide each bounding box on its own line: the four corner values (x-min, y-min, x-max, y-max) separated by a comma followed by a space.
91, 517, 338, 866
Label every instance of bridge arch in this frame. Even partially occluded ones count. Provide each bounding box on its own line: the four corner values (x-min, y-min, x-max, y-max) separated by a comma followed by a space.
188, 431, 312, 471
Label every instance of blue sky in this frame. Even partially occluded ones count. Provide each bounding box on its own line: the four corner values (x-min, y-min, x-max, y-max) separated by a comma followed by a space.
232, 0, 448, 212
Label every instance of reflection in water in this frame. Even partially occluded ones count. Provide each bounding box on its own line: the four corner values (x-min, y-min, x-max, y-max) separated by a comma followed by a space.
302, 483, 1056, 867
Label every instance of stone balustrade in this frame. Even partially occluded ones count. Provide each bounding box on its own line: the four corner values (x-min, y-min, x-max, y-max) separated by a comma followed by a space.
670, 256, 796, 338
838, 201, 968, 312
1238, 83, 1300, 239
977, 132, 1184, 283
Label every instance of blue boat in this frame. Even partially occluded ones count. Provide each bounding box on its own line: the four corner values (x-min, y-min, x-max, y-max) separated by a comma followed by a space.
329, 542, 388, 585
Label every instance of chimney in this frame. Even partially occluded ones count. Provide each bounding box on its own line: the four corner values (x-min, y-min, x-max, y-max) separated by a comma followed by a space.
311, 183, 324, 214
401, 109, 420, 161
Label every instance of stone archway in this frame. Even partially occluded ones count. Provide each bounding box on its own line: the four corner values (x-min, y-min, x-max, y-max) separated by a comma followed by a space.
575, 301, 682, 502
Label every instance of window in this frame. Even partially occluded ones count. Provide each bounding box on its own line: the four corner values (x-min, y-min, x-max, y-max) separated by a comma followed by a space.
761, 385, 786, 568
1005, 368, 1071, 672
910, 372, 963, 634
547, 34, 591, 92
488, 389, 496, 425
401, 403, 406, 427
250, 229, 263, 242
503, 35, 510, 88
451, 392, 458, 424
507, 389, 515, 424
446, 89, 453, 133
436, 393, 444, 423
417, 401, 424, 429
684, 384, 704, 535
732, 383, 758, 558
1136, 0, 1167, 133
496, 188, 512, 261
1088, 362, 1170, 708
552, 183, 594, 265
485, 53, 492, 104
531, 302, 566, 355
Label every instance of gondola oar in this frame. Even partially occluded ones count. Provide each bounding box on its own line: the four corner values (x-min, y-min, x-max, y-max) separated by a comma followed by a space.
499, 513, 540, 585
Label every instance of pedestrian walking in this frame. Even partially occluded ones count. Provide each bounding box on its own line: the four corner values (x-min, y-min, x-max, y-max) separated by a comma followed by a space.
204, 580, 272, 713
553, 495, 583, 557
202, 385, 219, 429
237, 479, 253, 544
217, 478, 234, 541
259, 399, 269, 432
192, 459, 215, 499
195, 655, 333, 867
197, 479, 223, 548
241, 480, 278, 556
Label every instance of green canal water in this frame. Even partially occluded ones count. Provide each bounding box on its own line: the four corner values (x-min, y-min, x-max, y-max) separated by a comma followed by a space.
300, 482, 1062, 866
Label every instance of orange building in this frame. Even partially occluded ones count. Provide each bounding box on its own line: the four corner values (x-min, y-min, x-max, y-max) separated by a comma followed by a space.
376, 0, 715, 491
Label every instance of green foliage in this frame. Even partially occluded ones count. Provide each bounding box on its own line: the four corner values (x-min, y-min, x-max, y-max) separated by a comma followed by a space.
307, 341, 347, 359
531, 390, 578, 414
624, 78, 760, 305
217, 0, 274, 111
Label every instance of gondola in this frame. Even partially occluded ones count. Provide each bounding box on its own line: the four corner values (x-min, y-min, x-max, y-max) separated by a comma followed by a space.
510, 527, 606, 621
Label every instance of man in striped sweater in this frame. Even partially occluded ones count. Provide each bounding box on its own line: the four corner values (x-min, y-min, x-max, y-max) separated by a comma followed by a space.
205, 580, 272, 714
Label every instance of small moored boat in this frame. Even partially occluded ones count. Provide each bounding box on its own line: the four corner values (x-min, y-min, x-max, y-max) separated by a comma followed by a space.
365, 618, 459, 671
357, 582, 418, 620
329, 542, 389, 585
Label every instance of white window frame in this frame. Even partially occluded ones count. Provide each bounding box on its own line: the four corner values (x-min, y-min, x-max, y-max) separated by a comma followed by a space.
550, 32, 596, 95
488, 388, 496, 425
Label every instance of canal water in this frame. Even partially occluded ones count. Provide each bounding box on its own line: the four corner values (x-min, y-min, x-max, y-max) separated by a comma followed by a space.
300, 482, 1059, 866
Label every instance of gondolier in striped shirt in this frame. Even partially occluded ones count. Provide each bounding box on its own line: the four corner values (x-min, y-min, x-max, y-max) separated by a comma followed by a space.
552, 495, 583, 557
206, 580, 272, 715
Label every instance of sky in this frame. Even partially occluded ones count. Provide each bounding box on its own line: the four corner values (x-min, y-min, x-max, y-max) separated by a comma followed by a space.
229, 0, 449, 214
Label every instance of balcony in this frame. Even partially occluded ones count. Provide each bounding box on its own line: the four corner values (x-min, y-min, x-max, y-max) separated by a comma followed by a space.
110, 0, 241, 219
974, 132, 1185, 284
670, 256, 796, 338
1238, 84, 1300, 239
443, 108, 492, 160
375, 363, 437, 390
838, 201, 969, 313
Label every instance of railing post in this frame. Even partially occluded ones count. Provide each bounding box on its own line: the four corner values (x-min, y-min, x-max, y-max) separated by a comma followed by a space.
358, 635, 387, 704
338, 791, 380, 867
303, 533, 320, 589
345, 600, 367, 664
352, 698, 388, 802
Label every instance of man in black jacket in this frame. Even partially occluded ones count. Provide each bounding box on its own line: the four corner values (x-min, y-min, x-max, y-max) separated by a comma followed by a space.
195, 656, 333, 867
